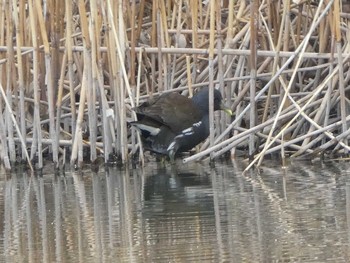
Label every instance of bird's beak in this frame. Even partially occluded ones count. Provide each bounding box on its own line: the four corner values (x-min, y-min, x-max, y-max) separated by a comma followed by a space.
220, 101, 233, 116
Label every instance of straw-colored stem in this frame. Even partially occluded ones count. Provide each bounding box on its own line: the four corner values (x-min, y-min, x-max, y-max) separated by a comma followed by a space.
28, 0, 43, 168
5, 1, 15, 163
208, 0, 216, 160
249, 0, 258, 158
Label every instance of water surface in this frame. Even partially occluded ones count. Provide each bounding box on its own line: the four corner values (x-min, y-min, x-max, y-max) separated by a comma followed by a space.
1, 159, 350, 262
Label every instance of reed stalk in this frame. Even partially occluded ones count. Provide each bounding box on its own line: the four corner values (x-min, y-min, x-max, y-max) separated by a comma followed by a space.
55, 51, 67, 167
3, 45, 350, 59
35, 0, 59, 164
71, 0, 90, 167
5, 0, 15, 163
191, 0, 198, 84
208, 0, 216, 160
64, 35, 76, 139
28, 0, 43, 168
334, 0, 348, 153
12, 0, 26, 161
249, 0, 258, 158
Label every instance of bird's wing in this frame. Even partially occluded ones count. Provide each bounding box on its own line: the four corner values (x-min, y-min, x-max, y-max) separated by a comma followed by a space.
134, 93, 202, 133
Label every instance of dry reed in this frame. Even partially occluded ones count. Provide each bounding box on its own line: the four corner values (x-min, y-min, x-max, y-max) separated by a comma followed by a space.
0, 0, 349, 171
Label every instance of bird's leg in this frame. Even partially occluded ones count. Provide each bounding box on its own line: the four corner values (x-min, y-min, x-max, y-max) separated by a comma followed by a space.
169, 149, 176, 163
167, 141, 179, 163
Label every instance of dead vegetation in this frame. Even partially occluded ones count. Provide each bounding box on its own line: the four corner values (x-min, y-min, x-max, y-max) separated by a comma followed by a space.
0, 0, 349, 171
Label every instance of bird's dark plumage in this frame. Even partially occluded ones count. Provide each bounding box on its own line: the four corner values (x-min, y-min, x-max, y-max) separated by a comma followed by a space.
131, 87, 232, 161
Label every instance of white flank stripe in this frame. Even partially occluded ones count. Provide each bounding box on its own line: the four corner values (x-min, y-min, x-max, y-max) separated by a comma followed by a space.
167, 141, 176, 151
134, 124, 160, 135
176, 120, 201, 138
193, 121, 202, 127
182, 127, 193, 134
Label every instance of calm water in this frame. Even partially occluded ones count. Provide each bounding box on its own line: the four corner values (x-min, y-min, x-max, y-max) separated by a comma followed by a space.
1, 159, 350, 262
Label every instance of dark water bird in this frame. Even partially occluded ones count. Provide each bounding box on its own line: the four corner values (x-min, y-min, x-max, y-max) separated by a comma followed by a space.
131, 87, 232, 161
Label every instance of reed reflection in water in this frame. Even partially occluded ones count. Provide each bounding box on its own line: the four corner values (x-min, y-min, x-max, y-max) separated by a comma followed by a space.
1, 160, 350, 262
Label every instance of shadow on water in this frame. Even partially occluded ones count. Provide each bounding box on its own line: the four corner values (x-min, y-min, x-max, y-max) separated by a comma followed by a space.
1, 160, 350, 262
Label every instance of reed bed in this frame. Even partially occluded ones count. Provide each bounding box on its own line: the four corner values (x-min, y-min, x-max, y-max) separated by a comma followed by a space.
0, 0, 349, 171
